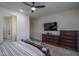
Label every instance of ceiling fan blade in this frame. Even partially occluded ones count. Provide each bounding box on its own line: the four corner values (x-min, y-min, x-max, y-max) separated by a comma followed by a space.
23, 2, 32, 7
35, 5, 46, 8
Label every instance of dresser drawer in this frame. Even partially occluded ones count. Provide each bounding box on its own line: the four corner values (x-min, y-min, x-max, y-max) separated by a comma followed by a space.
60, 42, 75, 48
60, 35, 76, 40
61, 31, 76, 36
60, 39, 75, 44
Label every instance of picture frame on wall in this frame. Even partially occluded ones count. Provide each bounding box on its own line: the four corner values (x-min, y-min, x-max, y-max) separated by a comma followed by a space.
44, 22, 57, 31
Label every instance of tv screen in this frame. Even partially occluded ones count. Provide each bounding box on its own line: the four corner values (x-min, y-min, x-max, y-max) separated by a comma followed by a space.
44, 22, 57, 31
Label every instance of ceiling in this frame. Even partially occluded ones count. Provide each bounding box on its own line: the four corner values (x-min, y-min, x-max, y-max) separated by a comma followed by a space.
0, 2, 79, 19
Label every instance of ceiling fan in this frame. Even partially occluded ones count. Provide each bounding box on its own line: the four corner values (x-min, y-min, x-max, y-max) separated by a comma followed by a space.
23, 2, 46, 13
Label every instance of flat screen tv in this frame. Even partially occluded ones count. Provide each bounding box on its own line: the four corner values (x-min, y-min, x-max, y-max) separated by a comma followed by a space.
44, 22, 57, 31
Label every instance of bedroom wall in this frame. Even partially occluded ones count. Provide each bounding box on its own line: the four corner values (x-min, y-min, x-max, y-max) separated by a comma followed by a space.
0, 6, 30, 43
30, 8, 79, 41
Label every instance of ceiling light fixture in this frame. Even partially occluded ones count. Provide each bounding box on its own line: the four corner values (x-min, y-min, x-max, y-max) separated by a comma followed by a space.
23, 2, 46, 13
31, 7, 36, 11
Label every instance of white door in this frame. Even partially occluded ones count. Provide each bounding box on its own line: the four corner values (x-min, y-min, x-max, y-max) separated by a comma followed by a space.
3, 15, 17, 42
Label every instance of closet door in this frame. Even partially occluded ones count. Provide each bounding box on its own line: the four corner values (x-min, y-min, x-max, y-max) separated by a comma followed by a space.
3, 15, 17, 42
4, 16, 12, 41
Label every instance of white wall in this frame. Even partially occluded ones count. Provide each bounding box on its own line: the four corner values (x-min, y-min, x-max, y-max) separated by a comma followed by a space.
30, 8, 79, 41
0, 7, 30, 43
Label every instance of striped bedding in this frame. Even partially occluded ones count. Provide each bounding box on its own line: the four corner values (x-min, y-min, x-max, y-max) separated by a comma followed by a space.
0, 41, 45, 56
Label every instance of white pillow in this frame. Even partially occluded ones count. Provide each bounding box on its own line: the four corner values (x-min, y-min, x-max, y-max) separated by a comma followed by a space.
26, 39, 33, 42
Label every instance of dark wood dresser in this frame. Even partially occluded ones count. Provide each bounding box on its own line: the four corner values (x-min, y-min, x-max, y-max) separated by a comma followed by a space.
59, 31, 78, 51
42, 31, 79, 51
42, 33, 59, 45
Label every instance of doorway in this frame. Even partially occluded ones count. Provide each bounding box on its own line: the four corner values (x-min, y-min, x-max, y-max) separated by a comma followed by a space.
3, 15, 17, 42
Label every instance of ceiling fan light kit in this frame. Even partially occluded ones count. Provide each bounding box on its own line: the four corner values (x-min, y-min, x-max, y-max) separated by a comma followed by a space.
23, 2, 46, 13
31, 7, 36, 11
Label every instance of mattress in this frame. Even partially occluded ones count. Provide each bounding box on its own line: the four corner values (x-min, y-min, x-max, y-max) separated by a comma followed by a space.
0, 41, 45, 56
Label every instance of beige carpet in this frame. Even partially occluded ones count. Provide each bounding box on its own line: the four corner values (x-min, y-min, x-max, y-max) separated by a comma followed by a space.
32, 41, 79, 56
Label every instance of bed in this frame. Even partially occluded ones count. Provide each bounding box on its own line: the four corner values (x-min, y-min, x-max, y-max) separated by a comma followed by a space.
0, 41, 45, 56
